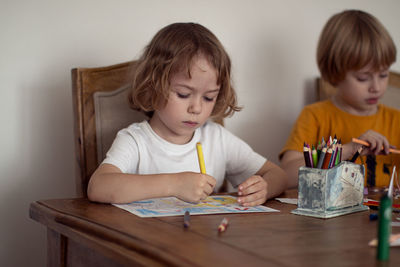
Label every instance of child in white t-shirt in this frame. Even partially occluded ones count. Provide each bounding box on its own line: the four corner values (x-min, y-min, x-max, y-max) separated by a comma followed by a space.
88, 22, 287, 206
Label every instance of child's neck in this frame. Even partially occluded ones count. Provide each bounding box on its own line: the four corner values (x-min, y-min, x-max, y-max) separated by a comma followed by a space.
331, 95, 378, 116
149, 116, 195, 145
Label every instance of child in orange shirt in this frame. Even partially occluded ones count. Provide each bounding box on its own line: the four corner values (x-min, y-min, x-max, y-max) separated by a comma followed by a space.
280, 10, 398, 188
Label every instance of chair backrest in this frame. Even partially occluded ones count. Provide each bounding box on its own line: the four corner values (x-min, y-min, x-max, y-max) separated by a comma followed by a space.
72, 60, 147, 196
316, 71, 400, 109
72, 61, 225, 196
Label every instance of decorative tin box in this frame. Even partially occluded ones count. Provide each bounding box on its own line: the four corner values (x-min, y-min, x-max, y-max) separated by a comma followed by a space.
291, 161, 368, 218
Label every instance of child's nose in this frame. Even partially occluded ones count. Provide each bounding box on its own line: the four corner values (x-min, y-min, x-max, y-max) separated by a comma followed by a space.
369, 77, 381, 93
188, 97, 202, 114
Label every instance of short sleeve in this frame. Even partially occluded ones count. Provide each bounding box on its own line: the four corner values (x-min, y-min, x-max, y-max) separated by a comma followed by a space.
279, 105, 319, 159
221, 129, 266, 187
102, 129, 140, 173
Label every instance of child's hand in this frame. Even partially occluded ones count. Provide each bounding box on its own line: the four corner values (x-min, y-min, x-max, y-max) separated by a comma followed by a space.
174, 172, 216, 203
357, 130, 391, 155
237, 175, 267, 207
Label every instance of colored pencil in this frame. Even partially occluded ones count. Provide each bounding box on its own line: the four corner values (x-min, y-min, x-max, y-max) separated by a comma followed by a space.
338, 140, 342, 163
350, 147, 363, 162
196, 142, 206, 174
335, 143, 341, 166
183, 211, 190, 228
351, 138, 400, 154
307, 144, 313, 168
317, 140, 324, 159
218, 218, 229, 233
322, 148, 333, 169
311, 145, 318, 168
303, 143, 312, 168
328, 144, 337, 168
317, 145, 327, 169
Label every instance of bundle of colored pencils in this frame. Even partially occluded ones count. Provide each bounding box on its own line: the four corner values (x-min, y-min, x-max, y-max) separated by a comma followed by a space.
303, 136, 342, 169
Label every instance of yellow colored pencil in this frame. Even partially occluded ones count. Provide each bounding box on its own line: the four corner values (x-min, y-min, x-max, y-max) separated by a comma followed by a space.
196, 142, 206, 174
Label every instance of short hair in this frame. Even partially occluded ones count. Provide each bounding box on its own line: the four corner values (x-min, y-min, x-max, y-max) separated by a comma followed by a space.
317, 10, 397, 85
129, 22, 241, 118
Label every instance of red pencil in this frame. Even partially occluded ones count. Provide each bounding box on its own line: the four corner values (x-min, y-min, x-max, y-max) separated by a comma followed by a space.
322, 148, 333, 169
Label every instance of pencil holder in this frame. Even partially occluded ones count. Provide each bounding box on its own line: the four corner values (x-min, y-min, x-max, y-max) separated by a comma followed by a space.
291, 161, 368, 218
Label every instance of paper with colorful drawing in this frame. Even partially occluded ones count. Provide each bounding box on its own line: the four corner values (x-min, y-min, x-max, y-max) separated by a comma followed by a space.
113, 195, 279, 217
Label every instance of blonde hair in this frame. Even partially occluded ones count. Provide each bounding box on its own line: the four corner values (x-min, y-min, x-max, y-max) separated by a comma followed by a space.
317, 10, 396, 85
129, 22, 241, 118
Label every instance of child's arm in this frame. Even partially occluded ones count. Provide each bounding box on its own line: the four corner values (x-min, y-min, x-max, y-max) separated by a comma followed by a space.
87, 163, 216, 204
236, 161, 288, 207
279, 150, 304, 189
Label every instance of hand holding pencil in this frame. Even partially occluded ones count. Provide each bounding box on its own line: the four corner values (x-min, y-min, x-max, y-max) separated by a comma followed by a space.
172, 143, 216, 203
351, 130, 399, 155
174, 171, 216, 203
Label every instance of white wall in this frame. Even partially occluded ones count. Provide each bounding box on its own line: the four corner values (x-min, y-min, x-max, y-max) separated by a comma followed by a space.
1, 0, 399, 266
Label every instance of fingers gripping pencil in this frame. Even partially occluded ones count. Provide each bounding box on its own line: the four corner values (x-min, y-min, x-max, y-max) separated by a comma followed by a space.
351, 137, 400, 154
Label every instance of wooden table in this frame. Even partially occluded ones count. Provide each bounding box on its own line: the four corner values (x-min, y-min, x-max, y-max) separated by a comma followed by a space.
30, 191, 400, 267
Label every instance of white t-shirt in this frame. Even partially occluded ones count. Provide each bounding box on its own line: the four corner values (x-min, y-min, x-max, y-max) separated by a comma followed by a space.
102, 120, 266, 191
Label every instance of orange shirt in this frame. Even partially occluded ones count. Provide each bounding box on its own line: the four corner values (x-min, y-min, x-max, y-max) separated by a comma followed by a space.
280, 100, 400, 186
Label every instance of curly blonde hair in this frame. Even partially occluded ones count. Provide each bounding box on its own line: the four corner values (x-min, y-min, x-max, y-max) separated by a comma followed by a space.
128, 22, 241, 118
317, 10, 396, 85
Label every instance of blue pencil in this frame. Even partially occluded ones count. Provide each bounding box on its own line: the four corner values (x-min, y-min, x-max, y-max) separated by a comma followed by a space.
317, 145, 327, 169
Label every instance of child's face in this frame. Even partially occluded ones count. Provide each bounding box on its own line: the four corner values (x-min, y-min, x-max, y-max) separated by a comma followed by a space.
335, 65, 389, 116
150, 54, 220, 144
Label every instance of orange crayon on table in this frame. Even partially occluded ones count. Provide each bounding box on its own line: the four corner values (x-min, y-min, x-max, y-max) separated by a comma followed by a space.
351, 138, 400, 154
218, 218, 229, 233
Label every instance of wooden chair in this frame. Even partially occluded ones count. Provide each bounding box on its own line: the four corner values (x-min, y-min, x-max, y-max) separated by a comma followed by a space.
72, 61, 147, 196
72, 61, 225, 197
316, 71, 400, 107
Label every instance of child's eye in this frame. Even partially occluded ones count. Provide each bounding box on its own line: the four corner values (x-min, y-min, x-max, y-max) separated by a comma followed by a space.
203, 96, 215, 102
379, 73, 389, 78
356, 76, 368, 82
177, 93, 189, 99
